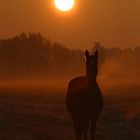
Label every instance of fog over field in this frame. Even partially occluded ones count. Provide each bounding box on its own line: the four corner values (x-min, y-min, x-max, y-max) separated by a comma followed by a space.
0, 80, 140, 140
0, 34, 140, 139
0, 68, 140, 140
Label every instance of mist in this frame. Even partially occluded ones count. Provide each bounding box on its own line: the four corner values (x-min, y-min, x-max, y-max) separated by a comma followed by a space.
0, 33, 140, 92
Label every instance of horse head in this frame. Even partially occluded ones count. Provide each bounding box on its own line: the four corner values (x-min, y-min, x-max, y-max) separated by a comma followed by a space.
85, 50, 98, 82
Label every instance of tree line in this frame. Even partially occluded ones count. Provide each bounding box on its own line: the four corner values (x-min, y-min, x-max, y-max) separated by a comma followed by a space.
0, 33, 139, 76
0, 33, 84, 76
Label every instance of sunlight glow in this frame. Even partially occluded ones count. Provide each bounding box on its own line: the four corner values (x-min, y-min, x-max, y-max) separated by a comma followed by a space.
54, 0, 75, 12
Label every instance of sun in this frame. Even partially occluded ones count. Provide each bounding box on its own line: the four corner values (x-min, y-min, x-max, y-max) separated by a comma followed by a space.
54, 0, 75, 12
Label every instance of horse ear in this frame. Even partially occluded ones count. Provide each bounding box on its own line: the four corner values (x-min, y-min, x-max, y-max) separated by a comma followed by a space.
85, 50, 89, 58
94, 50, 98, 59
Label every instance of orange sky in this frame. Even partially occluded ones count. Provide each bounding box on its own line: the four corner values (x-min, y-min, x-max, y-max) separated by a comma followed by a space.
0, 0, 140, 49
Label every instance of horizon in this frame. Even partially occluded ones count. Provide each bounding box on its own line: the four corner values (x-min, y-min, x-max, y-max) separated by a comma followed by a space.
0, 32, 140, 50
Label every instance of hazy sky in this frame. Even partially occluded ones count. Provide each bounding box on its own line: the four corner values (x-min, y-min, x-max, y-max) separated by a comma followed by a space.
0, 0, 140, 49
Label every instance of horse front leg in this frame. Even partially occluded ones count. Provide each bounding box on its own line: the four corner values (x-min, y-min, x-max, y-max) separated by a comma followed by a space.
83, 131, 88, 140
73, 119, 83, 140
90, 120, 97, 140
75, 131, 82, 140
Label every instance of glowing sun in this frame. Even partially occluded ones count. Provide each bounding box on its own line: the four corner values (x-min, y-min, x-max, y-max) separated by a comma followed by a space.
54, 0, 75, 12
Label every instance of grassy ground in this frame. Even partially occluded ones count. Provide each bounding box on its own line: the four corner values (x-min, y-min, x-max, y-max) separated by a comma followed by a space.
0, 82, 139, 140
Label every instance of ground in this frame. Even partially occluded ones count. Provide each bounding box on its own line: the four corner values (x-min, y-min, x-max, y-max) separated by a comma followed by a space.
0, 80, 139, 140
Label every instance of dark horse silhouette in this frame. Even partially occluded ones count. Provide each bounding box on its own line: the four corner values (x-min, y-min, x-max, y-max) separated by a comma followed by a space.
66, 50, 103, 140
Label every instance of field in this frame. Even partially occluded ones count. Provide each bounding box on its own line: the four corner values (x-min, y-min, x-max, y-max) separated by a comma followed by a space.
0, 78, 140, 140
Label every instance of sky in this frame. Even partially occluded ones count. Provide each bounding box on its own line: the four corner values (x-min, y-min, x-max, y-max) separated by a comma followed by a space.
0, 0, 140, 49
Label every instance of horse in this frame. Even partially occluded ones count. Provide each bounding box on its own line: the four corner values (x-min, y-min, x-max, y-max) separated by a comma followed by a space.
66, 50, 103, 140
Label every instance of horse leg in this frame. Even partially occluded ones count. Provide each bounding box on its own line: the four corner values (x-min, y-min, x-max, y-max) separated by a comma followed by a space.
73, 118, 83, 140
90, 120, 97, 140
83, 120, 89, 140
75, 132, 82, 140
83, 131, 88, 140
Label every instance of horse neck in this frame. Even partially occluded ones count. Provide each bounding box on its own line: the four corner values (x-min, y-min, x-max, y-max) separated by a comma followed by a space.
85, 74, 97, 87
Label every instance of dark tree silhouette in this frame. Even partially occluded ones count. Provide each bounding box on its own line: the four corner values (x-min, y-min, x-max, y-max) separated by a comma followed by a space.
0, 33, 140, 76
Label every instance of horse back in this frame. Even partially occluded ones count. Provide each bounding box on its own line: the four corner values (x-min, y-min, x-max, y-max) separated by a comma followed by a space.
66, 76, 88, 112
67, 76, 88, 93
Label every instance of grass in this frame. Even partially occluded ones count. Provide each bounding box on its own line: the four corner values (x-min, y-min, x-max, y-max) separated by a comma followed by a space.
0, 80, 139, 140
